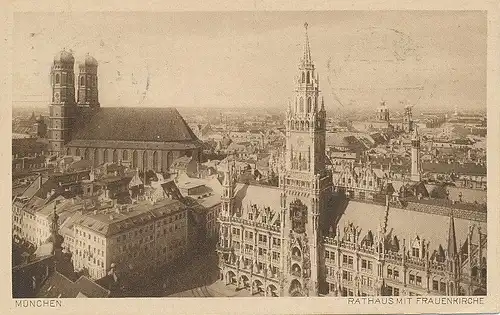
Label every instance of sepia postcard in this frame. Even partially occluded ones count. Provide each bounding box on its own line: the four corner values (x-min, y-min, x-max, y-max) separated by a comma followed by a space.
2, 0, 500, 314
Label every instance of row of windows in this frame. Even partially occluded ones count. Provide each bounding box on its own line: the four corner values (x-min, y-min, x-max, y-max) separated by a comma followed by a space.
285, 179, 310, 188
73, 147, 177, 170
76, 228, 105, 245
53, 73, 97, 87
75, 243, 104, 257
341, 177, 377, 187
53, 73, 73, 85
74, 248, 105, 268
13, 163, 45, 169
78, 75, 97, 87
115, 215, 185, 243
296, 95, 317, 114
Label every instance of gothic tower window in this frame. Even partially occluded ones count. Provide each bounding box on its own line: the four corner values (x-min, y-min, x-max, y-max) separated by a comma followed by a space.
143, 151, 148, 170
152, 151, 158, 172
307, 71, 310, 84
132, 150, 138, 168
307, 97, 312, 113
301, 72, 305, 83
103, 149, 109, 163
76, 148, 81, 156
123, 150, 128, 161
94, 149, 99, 167
112, 150, 118, 163
167, 151, 173, 169
55, 74, 60, 84
299, 97, 304, 112
80, 76, 85, 86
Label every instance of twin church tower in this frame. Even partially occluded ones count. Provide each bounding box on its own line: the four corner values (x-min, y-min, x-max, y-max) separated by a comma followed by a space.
48, 51, 100, 153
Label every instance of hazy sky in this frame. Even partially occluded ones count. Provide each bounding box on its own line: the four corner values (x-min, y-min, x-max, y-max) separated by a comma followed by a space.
12, 11, 486, 111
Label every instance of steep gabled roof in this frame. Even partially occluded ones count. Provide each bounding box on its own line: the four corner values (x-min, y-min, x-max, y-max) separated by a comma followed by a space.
71, 107, 199, 143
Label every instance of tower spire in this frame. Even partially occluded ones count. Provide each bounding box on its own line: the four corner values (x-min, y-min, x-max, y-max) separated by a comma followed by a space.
447, 210, 458, 258
303, 22, 312, 65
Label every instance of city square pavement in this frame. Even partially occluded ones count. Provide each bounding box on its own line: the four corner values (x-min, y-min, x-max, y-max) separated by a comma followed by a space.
168, 281, 254, 297
118, 246, 225, 297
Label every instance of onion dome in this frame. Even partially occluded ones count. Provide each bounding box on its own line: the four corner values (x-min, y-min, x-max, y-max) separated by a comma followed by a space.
54, 49, 75, 64
79, 54, 98, 67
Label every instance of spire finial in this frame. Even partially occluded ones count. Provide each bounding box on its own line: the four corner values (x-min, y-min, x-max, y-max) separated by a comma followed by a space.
303, 22, 312, 64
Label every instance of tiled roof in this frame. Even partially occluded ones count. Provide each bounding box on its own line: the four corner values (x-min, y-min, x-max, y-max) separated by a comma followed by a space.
425, 184, 487, 204
37, 272, 110, 298
74, 198, 185, 237
12, 138, 47, 155
74, 276, 111, 298
70, 107, 199, 143
337, 200, 486, 254
233, 183, 281, 218
422, 162, 486, 176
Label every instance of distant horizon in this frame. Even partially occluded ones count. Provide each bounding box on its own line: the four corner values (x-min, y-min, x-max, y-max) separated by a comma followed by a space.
13, 11, 486, 111
12, 103, 487, 116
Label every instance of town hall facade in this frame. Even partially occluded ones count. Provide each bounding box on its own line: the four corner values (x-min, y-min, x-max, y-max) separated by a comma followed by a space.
216, 23, 487, 297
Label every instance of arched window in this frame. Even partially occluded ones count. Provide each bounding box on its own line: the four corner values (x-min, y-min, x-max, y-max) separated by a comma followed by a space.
94, 149, 99, 167
103, 149, 109, 163
143, 151, 148, 170
307, 71, 310, 84
167, 152, 173, 169
299, 97, 304, 112
112, 150, 118, 163
80, 76, 85, 86
132, 151, 138, 168
75, 148, 81, 156
55, 74, 60, 84
152, 151, 158, 172
84, 148, 90, 160
307, 97, 312, 113
123, 150, 128, 161
301, 72, 305, 83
